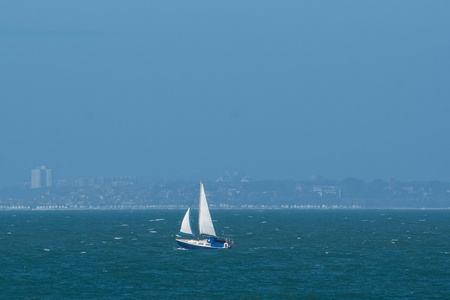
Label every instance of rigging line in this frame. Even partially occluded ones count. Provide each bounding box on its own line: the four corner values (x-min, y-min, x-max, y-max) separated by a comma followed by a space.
187, 182, 198, 209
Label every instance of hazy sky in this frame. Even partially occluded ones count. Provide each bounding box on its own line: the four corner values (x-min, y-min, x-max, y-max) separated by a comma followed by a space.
1, 1, 449, 187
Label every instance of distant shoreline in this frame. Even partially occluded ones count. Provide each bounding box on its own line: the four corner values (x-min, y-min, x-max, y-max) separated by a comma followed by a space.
1, 206, 449, 211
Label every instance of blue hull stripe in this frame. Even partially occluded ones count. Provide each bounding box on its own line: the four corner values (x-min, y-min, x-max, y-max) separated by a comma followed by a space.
176, 239, 228, 249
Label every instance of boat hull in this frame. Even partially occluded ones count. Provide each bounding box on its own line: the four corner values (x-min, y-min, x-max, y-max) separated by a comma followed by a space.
176, 238, 231, 249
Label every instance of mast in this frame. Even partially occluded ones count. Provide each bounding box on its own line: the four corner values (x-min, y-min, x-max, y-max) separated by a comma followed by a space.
198, 181, 216, 237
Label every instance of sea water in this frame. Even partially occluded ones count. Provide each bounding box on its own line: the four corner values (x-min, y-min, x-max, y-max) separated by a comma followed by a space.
1, 209, 449, 299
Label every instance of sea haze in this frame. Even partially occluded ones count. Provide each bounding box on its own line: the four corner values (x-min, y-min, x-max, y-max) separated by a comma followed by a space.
2, 1, 450, 187
1, 209, 449, 299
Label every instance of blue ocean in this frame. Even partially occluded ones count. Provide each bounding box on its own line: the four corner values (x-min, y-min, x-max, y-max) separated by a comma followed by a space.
1, 209, 449, 299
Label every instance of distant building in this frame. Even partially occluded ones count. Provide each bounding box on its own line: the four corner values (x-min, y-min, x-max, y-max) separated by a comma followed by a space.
218, 171, 246, 182
31, 165, 52, 189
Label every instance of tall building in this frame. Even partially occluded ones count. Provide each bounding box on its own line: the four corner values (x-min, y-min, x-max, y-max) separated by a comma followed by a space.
31, 165, 52, 189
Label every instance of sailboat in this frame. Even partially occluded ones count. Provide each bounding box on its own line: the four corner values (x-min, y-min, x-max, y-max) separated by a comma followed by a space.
176, 181, 233, 249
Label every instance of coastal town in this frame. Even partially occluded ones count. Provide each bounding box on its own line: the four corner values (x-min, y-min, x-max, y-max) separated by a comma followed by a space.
1, 169, 449, 210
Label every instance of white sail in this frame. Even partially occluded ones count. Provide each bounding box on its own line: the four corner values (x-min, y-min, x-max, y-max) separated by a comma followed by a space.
198, 182, 216, 237
179, 207, 193, 235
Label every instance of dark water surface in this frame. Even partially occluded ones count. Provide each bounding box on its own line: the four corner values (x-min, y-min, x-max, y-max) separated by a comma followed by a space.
1, 209, 449, 299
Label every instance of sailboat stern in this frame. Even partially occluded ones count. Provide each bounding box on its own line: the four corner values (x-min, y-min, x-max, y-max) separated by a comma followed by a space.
209, 237, 232, 248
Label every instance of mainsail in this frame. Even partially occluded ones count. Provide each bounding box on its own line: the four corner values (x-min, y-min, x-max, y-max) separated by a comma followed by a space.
179, 207, 193, 235
198, 181, 216, 237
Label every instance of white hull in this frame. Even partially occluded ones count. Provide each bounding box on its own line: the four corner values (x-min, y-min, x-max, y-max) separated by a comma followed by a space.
176, 238, 231, 249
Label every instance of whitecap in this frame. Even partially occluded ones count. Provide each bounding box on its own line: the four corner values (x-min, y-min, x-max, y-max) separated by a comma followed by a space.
120, 224, 129, 227
149, 218, 165, 222
43, 248, 51, 251
80, 251, 87, 254
114, 237, 123, 240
